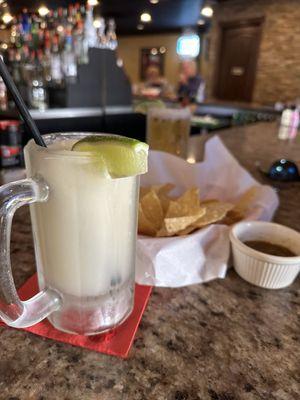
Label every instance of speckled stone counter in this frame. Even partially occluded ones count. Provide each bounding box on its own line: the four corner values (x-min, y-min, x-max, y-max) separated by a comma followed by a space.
0, 122, 299, 400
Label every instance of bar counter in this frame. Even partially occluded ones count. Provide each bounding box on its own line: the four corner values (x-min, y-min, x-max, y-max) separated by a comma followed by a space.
29, 106, 133, 119
0, 122, 299, 399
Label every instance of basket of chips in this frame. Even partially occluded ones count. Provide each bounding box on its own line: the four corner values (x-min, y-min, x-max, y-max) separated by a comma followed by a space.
136, 136, 279, 287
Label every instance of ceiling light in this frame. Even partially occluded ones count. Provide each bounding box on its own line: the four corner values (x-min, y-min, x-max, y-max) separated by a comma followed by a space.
140, 12, 152, 23
38, 5, 50, 17
2, 12, 13, 24
151, 48, 158, 55
201, 6, 213, 17
87, 0, 99, 6
1, 43, 7, 50
93, 19, 101, 28
197, 19, 206, 25
137, 24, 144, 31
150, 0, 159, 4
159, 46, 166, 54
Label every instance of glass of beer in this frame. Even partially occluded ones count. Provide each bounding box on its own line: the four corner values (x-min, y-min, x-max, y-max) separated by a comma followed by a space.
147, 108, 191, 158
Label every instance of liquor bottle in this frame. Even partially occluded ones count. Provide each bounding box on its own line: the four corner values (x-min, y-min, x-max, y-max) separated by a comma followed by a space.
74, 20, 88, 64
20, 44, 30, 84
21, 8, 30, 37
21, 44, 30, 61
7, 49, 14, 76
57, 7, 64, 26
28, 50, 48, 110
31, 15, 40, 49
42, 38, 52, 83
8, 49, 22, 85
47, 9, 54, 31
80, 4, 87, 20
84, 4, 97, 48
63, 8, 68, 27
68, 4, 75, 25
50, 35, 63, 85
53, 9, 59, 32
106, 19, 118, 50
27, 33, 34, 51
10, 21, 22, 48
0, 77, 8, 111
61, 30, 77, 83
26, 16, 33, 44
55, 7, 65, 42
278, 105, 292, 140
289, 105, 299, 140
10, 24, 16, 46
17, 14, 24, 36
96, 17, 107, 49
38, 27, 44, 48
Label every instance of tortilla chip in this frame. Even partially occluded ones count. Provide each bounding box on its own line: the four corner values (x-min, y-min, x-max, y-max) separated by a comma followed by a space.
140, 183, 175, 201
164, 211, 206, 235
140, 190, 164, 230
156, 223, 174, 237
158, 194, 171, 214
153, 183, 175, 196
220, 209, 244, 225
234, 186, 260, 215
140, 186, 151, 199
177, 225, 198, 236
193, 202, 234, 228
202, 199, 219, 205
138, 204, 157, 236
166, 188, 200, 218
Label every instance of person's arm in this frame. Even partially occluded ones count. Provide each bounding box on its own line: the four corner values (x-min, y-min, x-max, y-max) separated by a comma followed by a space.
196, 81, 205, 103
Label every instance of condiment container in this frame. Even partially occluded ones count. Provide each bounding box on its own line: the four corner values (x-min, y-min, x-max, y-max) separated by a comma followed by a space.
230, 221, 300, 289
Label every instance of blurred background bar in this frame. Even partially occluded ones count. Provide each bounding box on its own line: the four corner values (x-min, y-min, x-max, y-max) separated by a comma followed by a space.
0, 0, 298, 164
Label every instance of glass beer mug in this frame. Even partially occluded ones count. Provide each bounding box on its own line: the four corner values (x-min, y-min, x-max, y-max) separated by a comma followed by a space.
147, 107, 191, 158
0, 133, 142, 335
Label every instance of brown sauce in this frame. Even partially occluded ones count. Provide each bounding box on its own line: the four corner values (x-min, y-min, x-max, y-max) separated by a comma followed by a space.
243, 240, 297, 257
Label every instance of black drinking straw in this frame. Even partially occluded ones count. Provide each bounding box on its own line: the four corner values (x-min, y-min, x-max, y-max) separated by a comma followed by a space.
0, 56, 47, 147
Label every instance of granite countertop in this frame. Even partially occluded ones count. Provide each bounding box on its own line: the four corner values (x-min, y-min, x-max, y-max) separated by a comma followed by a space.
0, 122, 299, 400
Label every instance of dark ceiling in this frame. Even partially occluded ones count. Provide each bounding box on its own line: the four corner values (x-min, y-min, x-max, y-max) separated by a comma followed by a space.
8, 0, 204, 35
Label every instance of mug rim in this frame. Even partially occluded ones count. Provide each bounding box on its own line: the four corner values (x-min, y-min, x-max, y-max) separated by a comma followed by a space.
24, 132, 144, 180
25, 132, 124, 158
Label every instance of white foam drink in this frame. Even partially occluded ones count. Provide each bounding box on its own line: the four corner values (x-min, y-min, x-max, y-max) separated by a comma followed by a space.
24, 133, 140, 335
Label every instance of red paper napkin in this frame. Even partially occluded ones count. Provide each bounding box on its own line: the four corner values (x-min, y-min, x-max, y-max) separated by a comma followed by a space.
0, 274, 152, 358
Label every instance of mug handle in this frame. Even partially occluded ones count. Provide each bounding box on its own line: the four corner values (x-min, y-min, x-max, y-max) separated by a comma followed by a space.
0, 177, 61, 328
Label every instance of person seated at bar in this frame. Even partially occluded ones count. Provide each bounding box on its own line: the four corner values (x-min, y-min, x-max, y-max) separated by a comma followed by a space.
177, 60, 205, 105
134, 64, 172, 99
144, 64, 167, 90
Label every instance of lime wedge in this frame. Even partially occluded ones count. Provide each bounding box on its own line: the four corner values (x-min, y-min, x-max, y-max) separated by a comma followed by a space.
72, 135, 149, 177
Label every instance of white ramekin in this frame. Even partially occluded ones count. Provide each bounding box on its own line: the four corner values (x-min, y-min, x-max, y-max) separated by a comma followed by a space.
229, 221, 300, 289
